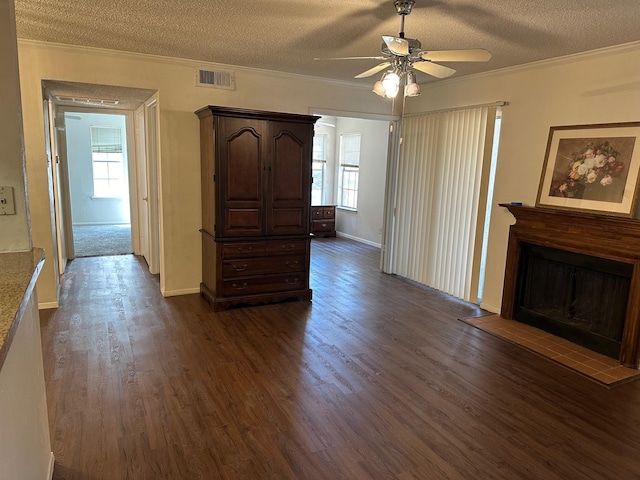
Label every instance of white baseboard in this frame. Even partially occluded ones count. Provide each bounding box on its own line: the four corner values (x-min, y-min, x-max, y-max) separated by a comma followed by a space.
38, 301, 59, 310
161, 287, 200, 297
47, 452, 55, 480
335, 231, 381, 248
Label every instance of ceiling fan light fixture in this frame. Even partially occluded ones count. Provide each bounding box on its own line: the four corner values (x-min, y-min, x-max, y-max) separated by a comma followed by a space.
404, 71, 420, 97
381, 71, 401, 98
405, 82, 421, 97
372, 80, 386, 97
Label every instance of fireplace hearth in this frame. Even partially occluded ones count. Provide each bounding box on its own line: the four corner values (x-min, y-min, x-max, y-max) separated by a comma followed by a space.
500, 204, 640, 368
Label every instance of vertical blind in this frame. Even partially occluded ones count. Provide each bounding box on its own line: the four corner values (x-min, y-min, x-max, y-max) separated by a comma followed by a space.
390, 106, 496, 301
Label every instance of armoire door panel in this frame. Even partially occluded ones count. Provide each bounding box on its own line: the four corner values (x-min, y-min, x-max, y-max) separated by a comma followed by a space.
270, 208, 305, 232
218, 117, 266, 237
267, 122, 312, 236
272, 131, 305, 201
226, 208, 263, 235
225, 128, 263, 201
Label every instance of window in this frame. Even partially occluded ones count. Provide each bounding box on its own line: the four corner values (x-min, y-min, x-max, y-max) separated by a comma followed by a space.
91, 126, 125, 198
338, 133, 360, 210
312, 134, 327, 205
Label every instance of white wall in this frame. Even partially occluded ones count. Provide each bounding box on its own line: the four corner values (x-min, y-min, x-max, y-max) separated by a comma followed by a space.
0, 0, 30, 251
404, 42, 640, 313
17, 41, 396, 305
65, 112, 131, 225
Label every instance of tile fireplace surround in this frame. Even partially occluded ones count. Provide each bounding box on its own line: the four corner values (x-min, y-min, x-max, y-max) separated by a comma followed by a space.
500, 204, 640, 369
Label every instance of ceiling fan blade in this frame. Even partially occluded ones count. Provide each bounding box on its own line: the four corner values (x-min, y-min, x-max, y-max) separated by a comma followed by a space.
412, 61, 457, 79
382, 35, 410, 56
354, 62, 392, 79
420, 49, 492, 63
314, 56, 388, 61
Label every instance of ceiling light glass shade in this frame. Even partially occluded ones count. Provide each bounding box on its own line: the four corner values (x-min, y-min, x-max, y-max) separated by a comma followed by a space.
404, 71, 420, 97
405, 82, 420, 97
372, 80, 386, 97
381, 72, 400, 98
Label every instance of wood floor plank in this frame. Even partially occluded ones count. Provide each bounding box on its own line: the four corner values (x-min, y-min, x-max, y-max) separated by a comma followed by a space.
39, 239, 640, 479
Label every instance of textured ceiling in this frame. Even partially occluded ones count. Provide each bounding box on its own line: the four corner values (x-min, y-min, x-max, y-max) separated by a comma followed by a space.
14, 0, 640, 86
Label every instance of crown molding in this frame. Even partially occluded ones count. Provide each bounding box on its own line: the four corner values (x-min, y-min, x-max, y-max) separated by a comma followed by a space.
420, 40, 640, 88
17, 38, 370, 90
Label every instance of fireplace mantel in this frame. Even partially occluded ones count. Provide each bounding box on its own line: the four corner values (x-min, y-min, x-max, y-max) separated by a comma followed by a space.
500, 204, 640, 368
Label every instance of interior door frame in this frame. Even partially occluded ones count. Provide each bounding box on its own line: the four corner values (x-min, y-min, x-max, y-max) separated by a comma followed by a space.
143, 94, 161, 276
42, 97, 67, 273
133, 103, 149, 262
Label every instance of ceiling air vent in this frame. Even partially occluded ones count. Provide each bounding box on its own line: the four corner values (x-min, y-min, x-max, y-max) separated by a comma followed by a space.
196, 68, 235, 90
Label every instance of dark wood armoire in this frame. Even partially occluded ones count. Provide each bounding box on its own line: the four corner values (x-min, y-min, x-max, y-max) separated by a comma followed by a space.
196, 106, 318, 311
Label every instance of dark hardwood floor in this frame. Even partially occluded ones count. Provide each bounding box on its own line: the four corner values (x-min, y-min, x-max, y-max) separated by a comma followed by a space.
40, 238, 640, 479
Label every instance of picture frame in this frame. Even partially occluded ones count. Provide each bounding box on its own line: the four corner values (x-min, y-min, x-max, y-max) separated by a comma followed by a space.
536, 122, 640, 217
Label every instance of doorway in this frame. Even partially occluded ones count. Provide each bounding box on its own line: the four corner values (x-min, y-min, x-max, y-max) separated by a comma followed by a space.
64, 111, 133, 257
310, 110, 397, 249
42, 81, 160, 292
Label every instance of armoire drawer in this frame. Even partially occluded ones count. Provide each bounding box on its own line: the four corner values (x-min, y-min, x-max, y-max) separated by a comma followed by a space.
221, 241, 267, 259
266, 239, 308, 255
222, 255, 306, 278
222, 273, 307, 297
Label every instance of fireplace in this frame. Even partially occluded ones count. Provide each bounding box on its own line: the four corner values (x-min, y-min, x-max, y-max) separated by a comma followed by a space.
500, 204, 640, 368
515, 243, 631, 359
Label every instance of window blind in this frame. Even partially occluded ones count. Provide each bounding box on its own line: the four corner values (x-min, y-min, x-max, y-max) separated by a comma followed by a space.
390, 106, 496, 301
91, 126, 123, 153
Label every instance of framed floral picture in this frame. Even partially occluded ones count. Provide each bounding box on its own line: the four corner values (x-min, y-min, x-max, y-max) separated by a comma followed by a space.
536, 122, 640, 217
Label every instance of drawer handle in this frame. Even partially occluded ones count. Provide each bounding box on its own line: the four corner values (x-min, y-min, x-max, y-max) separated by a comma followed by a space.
285, 278, 299, 285
237, 246, 253, 253
233, 264, 248, 272
285, 260, 300, 268
232, 282, 248, 290
281, 244, 295, 251
322, 223, 327, 227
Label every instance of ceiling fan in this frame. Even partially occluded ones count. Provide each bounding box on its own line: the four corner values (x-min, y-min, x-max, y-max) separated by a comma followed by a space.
316, 0, 491, 98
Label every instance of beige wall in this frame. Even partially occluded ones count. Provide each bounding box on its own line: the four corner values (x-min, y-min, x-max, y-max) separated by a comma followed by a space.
17, 41, 394, 305
0, 0, 30, 251
405, 42, 640, 312
19, 38, 640, 310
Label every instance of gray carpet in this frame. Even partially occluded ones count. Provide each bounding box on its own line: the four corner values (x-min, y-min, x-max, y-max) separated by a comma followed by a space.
73, 224, 132, 257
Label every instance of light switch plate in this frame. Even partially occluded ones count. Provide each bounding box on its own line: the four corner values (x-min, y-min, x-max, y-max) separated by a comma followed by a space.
0, 186, 16, 215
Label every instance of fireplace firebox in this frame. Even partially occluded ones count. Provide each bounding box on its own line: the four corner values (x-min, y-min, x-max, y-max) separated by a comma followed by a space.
515, 243, 631, 359
500, 204, 640, 368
